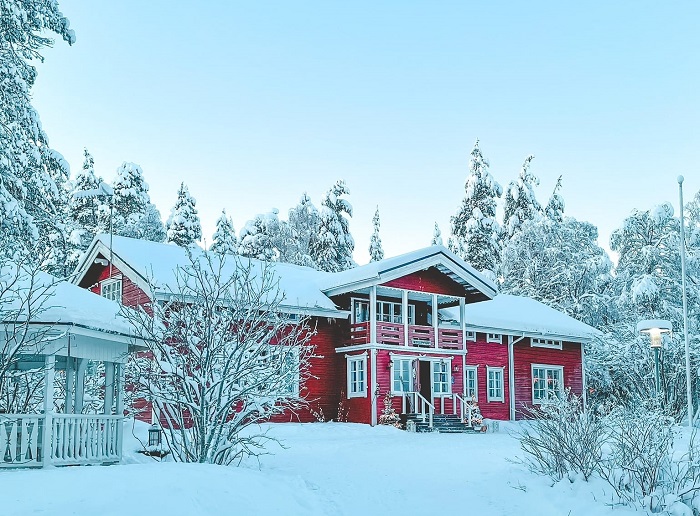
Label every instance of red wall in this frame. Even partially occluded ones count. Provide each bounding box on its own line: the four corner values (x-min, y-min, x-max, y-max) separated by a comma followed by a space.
465, 335, 510, 420
513, 340, 583, 419
383, 267, 466, 297
89, 264, 150, 308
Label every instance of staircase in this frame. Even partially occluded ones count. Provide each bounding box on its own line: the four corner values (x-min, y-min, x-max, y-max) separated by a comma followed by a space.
403, 413, 477, 433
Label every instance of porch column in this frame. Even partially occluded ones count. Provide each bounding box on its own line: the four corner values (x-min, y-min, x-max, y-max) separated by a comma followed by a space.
369, 286, 377, 344
432, 294, 439, 349
459, 297, 466, 351
64, 356, 75, 414
370, 349, 378, 426
74, 358, 88, 414
402, 290, 409, 347
115, 363, 125, 460
104, 361, 115, 415
41, 355, 55, 467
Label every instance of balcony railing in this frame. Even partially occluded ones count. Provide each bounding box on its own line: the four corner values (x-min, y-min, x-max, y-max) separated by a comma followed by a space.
349, 322, 464, 350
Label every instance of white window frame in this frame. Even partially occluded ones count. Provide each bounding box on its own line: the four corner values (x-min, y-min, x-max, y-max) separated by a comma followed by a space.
432, 360, 451, 395
531, 364, 564, 404
486, 366, 504, 402
280, 347, 300, 397
486, 333, 502, 344
531, 338, 563, 350
100, 278, 123, 303
347, 354, 367, 398
351, 297, 415, 325
466, 330, 477, 342
465, 366, 478, 400
391, 358, 413, 395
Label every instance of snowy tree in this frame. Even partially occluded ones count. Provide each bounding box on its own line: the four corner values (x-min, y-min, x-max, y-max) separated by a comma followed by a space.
210, 209, 238, 255
503, 155, 541, 241
109, 162, 150, 233
369, 206, 384, 262
545, 175, 565, 223
120, 250, 315, 464
0, 1, 75, 271
67, 149, 104, 261
431, 222, 443, 246
449, 140, 503, 275
287, 193, 320, 268
310, 180, 355, 272
238, 209, 291, 262
127, 203, 166, 243
166, 183, 202, 247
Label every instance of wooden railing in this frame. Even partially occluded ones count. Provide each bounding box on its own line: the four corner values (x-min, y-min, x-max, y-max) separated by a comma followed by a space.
402, 391, 434, 428
0, 413, 122, 468
348, 322, 464, 349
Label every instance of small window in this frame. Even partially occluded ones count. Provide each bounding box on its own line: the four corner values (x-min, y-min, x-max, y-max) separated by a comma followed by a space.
392, 359, 413, 394
432, 361, 450, 395
280, 348, 300, 397
531, 338, 563, 350
466, 331, 477, 342
487, 366, 504, 402
100, 279, 122, 303
465, 366, 478, 400
486, 333, 501, 344
532, 365, 564, 403
347, 355, 367, 398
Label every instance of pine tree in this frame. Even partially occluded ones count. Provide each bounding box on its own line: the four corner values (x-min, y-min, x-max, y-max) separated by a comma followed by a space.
310, 180, 355, 272
503, 155, 541, 241
369, 206, 384, 262
449, 140, 503, 274
545, 176, 565, 223
129, 203, 166, 243
238, 210, 285, 261
210, 209, 238, 255
166, 183, 202, 247
287, 193, 320, 268
69, 149, 103, 249
0, 3, 75, 266
431, 222, 443, 246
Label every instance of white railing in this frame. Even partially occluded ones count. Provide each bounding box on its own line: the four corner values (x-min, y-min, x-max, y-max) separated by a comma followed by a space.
51, 414, 122, 465
0, 414, 43, 468
402, 391, 434, 428
453, 394, 473, 426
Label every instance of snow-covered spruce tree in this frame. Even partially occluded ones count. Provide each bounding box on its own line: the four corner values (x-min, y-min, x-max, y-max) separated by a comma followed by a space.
449, 140, 503, 275
501, 216, 613, 326
120, 250, 315, 465
431, 222, 443, 246
545, 175, 564, 223
210, 209, 238, 255
166, 182, 202, 247
310, 180, 355, 272
67, 148, 104, 270
503, 155, 541, 241
129, 203, 166, 243
287, 193, 320, 268
238, 209, 292, 262
0, 1, 75, 275
369, 206, 384, 262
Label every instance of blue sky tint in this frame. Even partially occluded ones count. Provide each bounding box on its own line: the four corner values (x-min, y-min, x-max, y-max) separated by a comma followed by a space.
33, 1, 700, 262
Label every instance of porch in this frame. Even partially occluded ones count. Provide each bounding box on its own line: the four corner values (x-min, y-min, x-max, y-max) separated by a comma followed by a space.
350, 321, 464, 350
400, 391, 481, 433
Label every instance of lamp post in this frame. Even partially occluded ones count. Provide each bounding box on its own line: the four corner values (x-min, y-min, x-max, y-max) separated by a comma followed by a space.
678, 176, 694, 427
637, 319, 672, 395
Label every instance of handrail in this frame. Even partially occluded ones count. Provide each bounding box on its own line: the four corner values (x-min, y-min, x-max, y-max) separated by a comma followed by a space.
453, 394, 471, 426
404, 391, 435, 428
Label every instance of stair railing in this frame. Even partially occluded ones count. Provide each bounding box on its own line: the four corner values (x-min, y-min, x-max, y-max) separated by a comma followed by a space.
404, 391, 434, 428
453, 394, 472, 426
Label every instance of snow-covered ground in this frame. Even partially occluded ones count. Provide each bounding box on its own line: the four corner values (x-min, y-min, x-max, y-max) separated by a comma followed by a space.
1, 421, 638, 516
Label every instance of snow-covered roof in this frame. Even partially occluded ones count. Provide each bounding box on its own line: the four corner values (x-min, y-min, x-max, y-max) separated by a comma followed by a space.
76, 235, 342, 318
442, 294, 601, 342
1, 266, 136, 338
319, 245, 498, 301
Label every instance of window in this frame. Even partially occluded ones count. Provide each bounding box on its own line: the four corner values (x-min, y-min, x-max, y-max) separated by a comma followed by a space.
531, 338, 563, 350
466, 331, 477, 342
354, 300, 370, 323
100, 279, 122, 303
532, 365, 564, 403
347, 355, 367, 398
432, 361, 450, 395
487, 367, 504, 402
486, 333, 501, 343
280, 348, 300, 397
392, 359, 413, 394
465, 366, 478, 400
352, 299, 415, 325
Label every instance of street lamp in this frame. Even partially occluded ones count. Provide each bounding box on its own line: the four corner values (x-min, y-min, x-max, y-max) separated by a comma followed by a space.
678, 175, 694, 427
637, 319, 672, 395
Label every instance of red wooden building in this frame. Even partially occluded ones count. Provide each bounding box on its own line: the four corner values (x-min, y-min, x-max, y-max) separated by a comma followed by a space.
73, 235, 599, 429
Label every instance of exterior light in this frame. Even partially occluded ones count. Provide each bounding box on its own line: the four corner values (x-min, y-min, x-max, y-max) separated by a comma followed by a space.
148, 423, 162, 447
637, 319, 672, 395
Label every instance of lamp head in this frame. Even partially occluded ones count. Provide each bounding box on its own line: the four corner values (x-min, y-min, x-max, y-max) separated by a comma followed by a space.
637, 319, 672, 349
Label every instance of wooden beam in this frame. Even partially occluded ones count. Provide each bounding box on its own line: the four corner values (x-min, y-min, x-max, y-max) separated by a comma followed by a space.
369, 286, 377, 344
104, 362, 115, 415
402, 290, 409, 347
42, 355, 55, 467
432, 294, 439, 349
74, 358, 88, 414
64, 356, 74, 414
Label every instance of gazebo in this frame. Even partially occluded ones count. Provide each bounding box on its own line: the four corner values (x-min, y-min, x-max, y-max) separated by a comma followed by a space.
0, 270, 143, 468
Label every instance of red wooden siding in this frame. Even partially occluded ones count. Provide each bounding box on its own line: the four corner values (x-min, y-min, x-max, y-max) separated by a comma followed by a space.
512, 339, 583, 420
89, 264, 150, 308
341, 350, 372, 424
465, 335, 510, 421
382, 267, 466, 297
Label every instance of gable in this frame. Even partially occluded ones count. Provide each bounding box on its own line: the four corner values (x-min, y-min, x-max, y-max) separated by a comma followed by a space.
382, 267, 470, 298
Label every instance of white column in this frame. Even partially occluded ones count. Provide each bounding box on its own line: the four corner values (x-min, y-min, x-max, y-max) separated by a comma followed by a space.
432, 294, 439, 348
402, 290, 409, 347
580, 344, 587, 414
64, 356, 75, 414
370, 349, 378, 427
115, 363, 125, 461
104, 361, 115, 415
74, 358, 88, 414
369, 286, 377, 344
508, 339, 515, 421
41, 355, 55, 467
459, 297, 466, 351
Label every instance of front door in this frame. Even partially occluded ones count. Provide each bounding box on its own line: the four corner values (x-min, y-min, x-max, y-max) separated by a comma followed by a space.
418, 360, 432, 402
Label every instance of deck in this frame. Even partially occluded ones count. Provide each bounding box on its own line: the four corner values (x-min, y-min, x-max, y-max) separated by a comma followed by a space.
349, 321, 464, 350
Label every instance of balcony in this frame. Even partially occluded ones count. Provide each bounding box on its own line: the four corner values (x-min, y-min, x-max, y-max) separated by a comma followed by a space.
349, 321, 464, 350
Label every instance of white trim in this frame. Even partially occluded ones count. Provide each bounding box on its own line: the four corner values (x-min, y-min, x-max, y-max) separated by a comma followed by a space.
390, 357, 413, 395
335, 344, 466, 356
431, 359, 451, 395
531, 338, 563, 350
486, 333, 502, 344
346, 354, 368, 399
465, 365, 478, 400
486, 366, 505, 402
370, 349, 378, 426
508, 339, 516, 420
465, 330, 477, 342
581, 344, 587, 412
531, 364, 565, 404
100, 278, 123, 303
